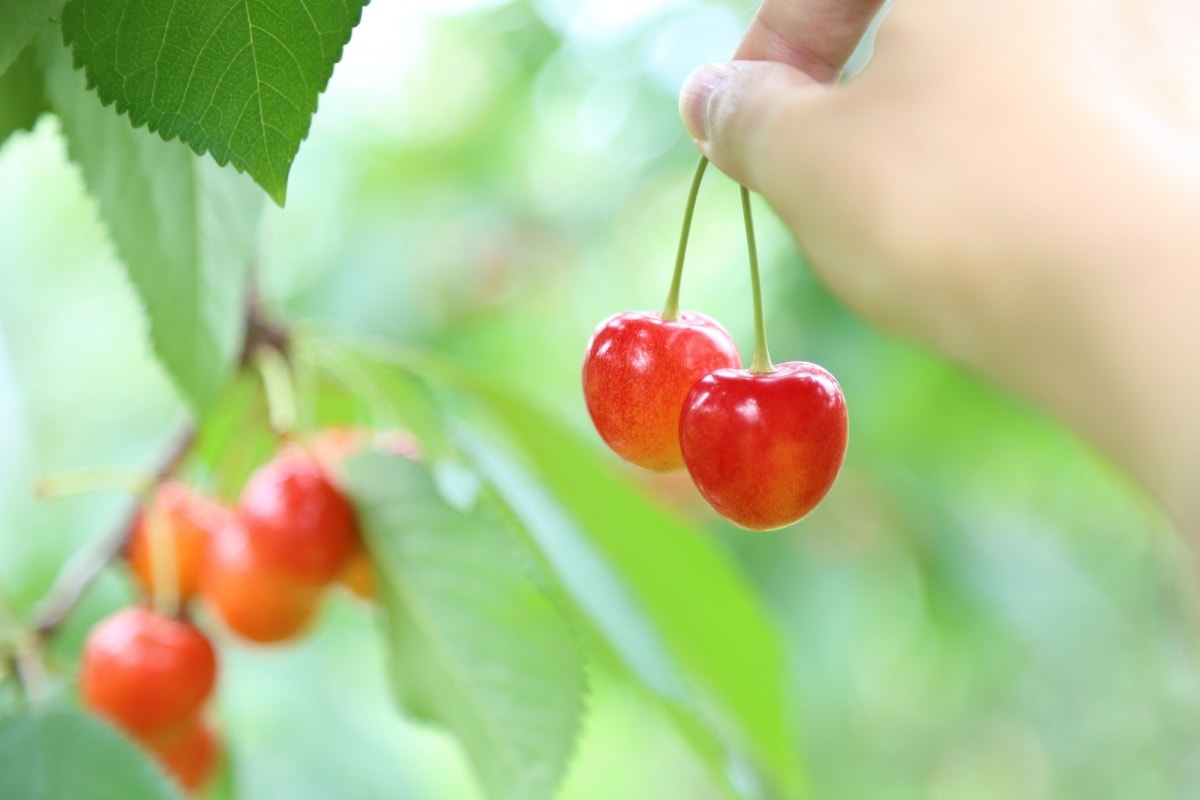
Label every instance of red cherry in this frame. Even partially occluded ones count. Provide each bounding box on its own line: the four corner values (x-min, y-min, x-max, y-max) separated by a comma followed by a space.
200, 519, 323, 644
81, 608, 217, 745
679, 361, 848, 530
237, 451, 358, 585
582, 311, 741, 472
126, 482, 229, 603
152, 719, 219, 794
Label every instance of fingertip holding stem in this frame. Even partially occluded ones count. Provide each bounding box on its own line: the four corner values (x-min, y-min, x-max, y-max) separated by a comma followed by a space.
679, 62, 733, 146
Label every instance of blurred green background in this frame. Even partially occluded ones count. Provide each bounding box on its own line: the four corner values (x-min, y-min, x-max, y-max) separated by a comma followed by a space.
3, 0, 1200, 798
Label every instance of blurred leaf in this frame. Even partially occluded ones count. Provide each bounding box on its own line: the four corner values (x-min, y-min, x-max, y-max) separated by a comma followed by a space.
302, 338, 453, 459
351, 344, 806, 799
0, 709, 184, 800
39, 32, 264, 414
343, 454, 586, 800
59, 0, 367, 204
0, 0, 60, 76
459, 427, 748, 800
0, 44, 46, 146
460, 388, 805, 800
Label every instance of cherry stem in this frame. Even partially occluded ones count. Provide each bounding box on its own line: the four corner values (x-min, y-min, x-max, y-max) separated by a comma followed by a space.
256, 345, 297, 437
147, 503, 180, 620
661, 155, 709, 321
743, 186, 774, 374
35, 467, 155, 500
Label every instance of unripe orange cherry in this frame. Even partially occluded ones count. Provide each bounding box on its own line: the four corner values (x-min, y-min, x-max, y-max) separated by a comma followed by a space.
201, 519, 323, 644
153, 719, 220, 794
81, 608, 217, 745
126, 481, 229, 603
237, 451, 358, 585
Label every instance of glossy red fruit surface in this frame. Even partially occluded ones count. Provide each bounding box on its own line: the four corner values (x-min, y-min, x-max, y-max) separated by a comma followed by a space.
126, 481, 229, 603
153, 719, 219, 794
679, 361, 848, 530
81, 608, 217, 744
237, 452, 358, 585
200, 520, 323, 644
582, 310, 741, 472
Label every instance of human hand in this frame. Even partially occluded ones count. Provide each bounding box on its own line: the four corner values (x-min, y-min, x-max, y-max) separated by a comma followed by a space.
680, 0, 1200, 534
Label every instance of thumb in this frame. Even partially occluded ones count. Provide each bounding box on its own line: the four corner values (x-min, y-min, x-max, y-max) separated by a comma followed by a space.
679, 60, 831, 201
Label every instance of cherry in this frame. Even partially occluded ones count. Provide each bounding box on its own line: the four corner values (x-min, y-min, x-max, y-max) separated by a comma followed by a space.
676, 185, 848, 529
126, 481, 228, 603
80, 608, 217, 745
237, 451, 358, 585
152, 719, 219, 794
201, 519, 323, 644
679, 362, 848, 530
287, 426, 418, 602
583, 310, 740, 472
582, 156, 740, 472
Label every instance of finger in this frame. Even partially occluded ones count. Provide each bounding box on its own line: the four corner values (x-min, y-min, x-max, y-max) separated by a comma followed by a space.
734, 0, 888, 82
679, 59, 833, 197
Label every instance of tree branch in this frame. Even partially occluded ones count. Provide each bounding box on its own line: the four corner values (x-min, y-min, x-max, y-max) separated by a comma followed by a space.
31, 426, 195, 639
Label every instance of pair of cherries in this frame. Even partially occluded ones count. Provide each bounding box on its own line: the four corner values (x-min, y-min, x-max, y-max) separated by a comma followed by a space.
582, 160, 848, 530
583, 311, 847, 530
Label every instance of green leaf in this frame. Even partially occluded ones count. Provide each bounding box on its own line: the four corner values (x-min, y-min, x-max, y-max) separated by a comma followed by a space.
340, 343, 806, 798
39, 32, 265, 414
0, 0, 61, 77
59, 0, 368, 205
291, 337, 449, 454
0, 43, 46, 147
457, 427, 747, 800
342, 454, 586, 800
0, 709, 184, 800
474, 394, 805, 799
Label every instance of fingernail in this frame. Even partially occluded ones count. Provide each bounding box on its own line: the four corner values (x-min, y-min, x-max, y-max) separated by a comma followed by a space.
679, 63, 732, 143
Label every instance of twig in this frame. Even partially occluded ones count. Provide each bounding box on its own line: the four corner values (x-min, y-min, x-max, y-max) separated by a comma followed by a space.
239, 281, 290, 368
12, 632, 47, 708
31, 426, 195, 638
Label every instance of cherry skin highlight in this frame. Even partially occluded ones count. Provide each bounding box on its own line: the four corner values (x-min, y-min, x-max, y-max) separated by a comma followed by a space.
583, 310, 741, 472
237, 451, 358, 585
200, 519, 323, 644
679, 361, 848, 530
126, 481, 229, 603
80, 608, 217, 745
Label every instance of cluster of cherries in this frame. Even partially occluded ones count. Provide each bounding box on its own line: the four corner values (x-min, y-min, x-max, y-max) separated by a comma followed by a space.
79, 429, 411, 793
582, 160, 848, 530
